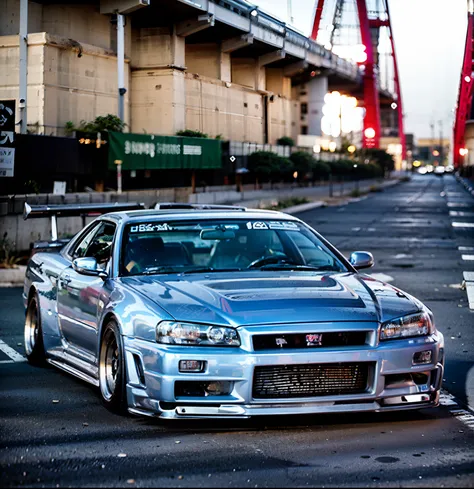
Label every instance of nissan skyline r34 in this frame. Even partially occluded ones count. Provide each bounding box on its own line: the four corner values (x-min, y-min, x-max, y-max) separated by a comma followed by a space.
22, 203, 444, 419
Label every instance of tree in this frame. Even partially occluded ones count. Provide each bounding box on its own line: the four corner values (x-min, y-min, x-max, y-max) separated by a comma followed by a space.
247, 151, 292, 186
277, 136, 295, 147
356, 148, 394, 177
289, 151, 314, 177
65, 114, 125, 135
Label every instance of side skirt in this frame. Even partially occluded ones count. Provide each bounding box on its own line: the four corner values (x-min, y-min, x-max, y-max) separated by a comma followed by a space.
47, 358, 99, 387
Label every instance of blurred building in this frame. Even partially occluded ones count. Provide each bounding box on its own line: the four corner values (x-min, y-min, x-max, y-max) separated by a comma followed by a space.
415, 138, 450, 167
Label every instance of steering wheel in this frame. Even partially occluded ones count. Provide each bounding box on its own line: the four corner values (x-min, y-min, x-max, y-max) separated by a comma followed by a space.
246, 252, 288, 269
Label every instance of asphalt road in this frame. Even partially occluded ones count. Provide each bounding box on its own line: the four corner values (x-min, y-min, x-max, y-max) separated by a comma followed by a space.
1, 173, 474, 488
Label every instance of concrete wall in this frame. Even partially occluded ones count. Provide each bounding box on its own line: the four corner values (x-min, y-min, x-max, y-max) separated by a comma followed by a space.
185, 43, 220, 80
231, 58, 258, 90
185, 73, 264, 142
0, 1, 299, 143
0, 33, 130, 135
130, 68, 185, 135
0, 34, 46, 133
1, 0, 43, 35
131, 27, 185, 68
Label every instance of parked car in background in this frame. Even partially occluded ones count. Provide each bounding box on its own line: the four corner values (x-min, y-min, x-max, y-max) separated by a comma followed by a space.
23, 203, 444, 420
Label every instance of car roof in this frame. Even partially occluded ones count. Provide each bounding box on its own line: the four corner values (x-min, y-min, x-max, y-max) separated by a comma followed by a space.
102, 208, 300, 223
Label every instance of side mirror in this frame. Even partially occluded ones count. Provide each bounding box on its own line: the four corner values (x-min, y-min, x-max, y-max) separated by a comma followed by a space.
349, 251, 374, 270
72, 257, 108, 279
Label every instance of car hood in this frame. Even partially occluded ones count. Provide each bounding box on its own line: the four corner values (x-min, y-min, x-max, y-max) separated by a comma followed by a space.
120, 272, 423, 327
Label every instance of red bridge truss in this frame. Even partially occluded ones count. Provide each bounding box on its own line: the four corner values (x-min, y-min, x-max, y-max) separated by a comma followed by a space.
311, 0, 406, 159
453, 7, 474, 168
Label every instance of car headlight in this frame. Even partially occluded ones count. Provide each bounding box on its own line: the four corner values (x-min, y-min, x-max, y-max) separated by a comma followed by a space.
156, 321, 240, 346
380, 312, 434, 341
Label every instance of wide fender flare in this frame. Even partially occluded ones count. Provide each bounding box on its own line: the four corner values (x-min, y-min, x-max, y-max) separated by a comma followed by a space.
97, 285, 172, 351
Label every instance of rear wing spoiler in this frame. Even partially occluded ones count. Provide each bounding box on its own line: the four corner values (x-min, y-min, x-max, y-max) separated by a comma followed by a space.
23, 202, 146, 241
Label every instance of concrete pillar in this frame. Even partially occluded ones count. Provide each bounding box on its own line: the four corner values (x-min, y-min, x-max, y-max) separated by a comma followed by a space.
130, 27, 186, 135
219, 49, 231, 83
266, 68, 291, 98
185, 43, 220, 79
231, 58, 257, 89
307, 75, 328, 136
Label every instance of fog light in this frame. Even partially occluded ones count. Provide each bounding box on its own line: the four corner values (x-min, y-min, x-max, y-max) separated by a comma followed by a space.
205, 381, 232, 396
413, 350, 432, 365
179, 360, 205, 372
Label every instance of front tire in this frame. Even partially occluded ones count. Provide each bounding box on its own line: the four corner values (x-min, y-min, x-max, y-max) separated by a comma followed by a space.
24, 295, 47, 366
99, 320, 128, 414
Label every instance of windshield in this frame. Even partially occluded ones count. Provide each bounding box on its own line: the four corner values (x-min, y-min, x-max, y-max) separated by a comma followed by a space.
120, 219, 347, 276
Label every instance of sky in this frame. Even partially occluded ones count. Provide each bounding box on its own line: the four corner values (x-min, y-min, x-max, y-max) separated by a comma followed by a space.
251, 0, 467, 140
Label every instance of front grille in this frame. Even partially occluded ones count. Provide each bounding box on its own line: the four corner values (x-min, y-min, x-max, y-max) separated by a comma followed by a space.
252, 331, 368, 351
252, 362, 373, 399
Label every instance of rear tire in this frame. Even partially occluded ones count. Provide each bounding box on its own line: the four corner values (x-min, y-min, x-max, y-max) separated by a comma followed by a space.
24, 295, 47, 366
99, 320, 128, 414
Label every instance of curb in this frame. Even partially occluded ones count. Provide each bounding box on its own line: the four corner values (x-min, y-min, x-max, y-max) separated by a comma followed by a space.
280, 201, 326, 214
280, 178, 403, 214
0, 266, 26, 289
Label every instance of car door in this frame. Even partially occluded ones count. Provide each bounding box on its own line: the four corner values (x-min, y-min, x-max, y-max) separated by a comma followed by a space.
57, 221, 116, 357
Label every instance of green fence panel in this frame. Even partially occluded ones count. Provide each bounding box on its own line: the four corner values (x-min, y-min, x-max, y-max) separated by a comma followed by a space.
108, 132, 222, 170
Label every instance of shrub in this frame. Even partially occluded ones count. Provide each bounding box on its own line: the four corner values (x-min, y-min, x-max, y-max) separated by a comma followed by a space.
356, 148, 395, 176
350, 189, 363, 198
65, 114, 126, 135
176, 129, 208, 138
265, 197, 310, 210
312, 160, 331, 179
247, 151, 292, 181
353, 162, 383, 178
276, 136, 295, 147
327, 159, 353, 176
0, 233, 21, 269
289, 151, 314, 176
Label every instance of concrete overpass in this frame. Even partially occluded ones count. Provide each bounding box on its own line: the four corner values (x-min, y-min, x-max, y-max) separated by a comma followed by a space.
1, 0, 397, 145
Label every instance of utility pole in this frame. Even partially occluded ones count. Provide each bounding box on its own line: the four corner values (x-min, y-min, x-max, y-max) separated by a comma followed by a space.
438, 119, 443, 164
19, 0, 28, 134
117, 13, 126, 123
287, 0, 294, 24
430, 120, 435, 165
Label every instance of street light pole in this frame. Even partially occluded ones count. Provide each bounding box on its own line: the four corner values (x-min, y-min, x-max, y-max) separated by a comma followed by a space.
19, 0, 28, 134
115, 159, 123, 194
117, 13, 126, 123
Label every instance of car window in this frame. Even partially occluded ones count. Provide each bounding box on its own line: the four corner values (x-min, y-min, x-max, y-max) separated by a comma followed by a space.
71, 223, 102, 260
84, 222, 117, 269
120, 219, 346, 276
286, 231, 338, 268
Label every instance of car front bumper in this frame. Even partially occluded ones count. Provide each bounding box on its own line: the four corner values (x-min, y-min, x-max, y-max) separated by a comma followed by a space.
123, 324, 444, 420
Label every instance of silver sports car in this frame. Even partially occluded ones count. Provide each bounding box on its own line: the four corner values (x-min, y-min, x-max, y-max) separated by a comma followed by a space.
23, 203, 444, 419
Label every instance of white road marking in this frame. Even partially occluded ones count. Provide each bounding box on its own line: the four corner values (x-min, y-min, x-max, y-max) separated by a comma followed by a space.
439, 390, 474, 431
465, 282, 474, 310
447, 202, 472, 207
368, 273, 394, 283
351, 227, 361, 232
452, 222, 474, 228
463, 271, 474, 282
459, 246, 474, 251
0, 340, 26, 363
450, 211, 474, 217
462, 255, 474, 261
